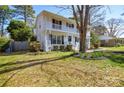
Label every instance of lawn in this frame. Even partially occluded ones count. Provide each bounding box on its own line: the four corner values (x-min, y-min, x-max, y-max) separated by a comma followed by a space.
102, 46, 124, 51
0, 50, 124, 87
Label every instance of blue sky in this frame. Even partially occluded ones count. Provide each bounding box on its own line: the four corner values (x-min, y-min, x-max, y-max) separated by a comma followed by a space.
33, 5, 73, 18
33, 5, 124, 21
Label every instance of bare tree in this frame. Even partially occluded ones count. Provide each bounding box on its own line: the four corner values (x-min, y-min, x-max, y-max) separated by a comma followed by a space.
106, 18, 124, 37
91, 25, 107, 35
72, 5, 90, 52
89, 5, 106, 26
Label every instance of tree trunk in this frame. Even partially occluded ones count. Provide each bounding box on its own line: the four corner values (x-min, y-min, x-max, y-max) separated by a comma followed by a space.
82, 5, 90, 53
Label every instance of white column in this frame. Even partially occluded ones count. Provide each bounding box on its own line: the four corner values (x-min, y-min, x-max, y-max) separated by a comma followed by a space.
86, 31, 90, 49
44, 30, 48, 51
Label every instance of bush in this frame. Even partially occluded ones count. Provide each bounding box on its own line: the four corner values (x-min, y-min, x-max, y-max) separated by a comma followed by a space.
53, 46, 59, 51
0, 37, 10, 52
94, 43, 100, 49
116, 43, 121, 47
60, 45, 65, 51
91, 32, 100, 49
29, 41, 40, 52
30, 35, 37, 41
66, 45, 72, 51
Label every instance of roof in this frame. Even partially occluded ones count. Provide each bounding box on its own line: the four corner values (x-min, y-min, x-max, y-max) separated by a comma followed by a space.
37, 10, 76, 24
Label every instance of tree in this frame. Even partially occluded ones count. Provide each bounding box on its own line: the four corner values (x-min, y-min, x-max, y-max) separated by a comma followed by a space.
13, 5, 35, 24
72, 5, 90, 52
106, 18, 124, 37
0, 5, 15, 36
7, 20, 32, 41
92, 25, 107, 35
89, 5, 106, 26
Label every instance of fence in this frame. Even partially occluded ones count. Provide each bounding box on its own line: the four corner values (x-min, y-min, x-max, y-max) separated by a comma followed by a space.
100, 38, 124, 47
11, 41, 29, 51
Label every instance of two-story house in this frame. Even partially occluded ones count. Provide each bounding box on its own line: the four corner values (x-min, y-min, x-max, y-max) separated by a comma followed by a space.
35, 10, 90, 51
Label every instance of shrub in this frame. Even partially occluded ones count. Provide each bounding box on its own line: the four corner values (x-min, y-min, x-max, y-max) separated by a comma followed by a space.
0, 37, 10, 52
115, 43, 121, 47
66, 45, 72, 51
91, 32, 100, 49
30, 35, 37, 41
29, 41, 40, 52
53, 46, 59, 51
60, 45, 65, 51
94, 43, 100, 49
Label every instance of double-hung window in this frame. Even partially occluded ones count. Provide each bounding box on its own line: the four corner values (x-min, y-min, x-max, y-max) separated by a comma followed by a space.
50, 34, 64, 44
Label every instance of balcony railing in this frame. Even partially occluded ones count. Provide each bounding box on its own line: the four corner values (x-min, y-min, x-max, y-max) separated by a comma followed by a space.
47, 23, 78, 33
52, 24, 62, 30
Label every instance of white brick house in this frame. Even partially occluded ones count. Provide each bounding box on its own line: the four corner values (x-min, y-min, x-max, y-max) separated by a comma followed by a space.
35, 10, 90, 51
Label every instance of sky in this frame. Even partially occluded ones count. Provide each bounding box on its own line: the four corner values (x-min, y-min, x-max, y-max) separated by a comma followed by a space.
33, 5, 124, 38
33, 5, 124, 21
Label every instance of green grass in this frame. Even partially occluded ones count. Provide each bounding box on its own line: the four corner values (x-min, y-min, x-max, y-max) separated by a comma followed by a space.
0, 51, 124, 87
102, 46, 124, 51
0, 51, 72, 64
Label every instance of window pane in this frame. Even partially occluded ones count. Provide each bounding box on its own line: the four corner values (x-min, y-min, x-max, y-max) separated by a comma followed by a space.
75, 37, 77, 42
57, 36, 61, 44
68, 36, 72, 42
52, 35, 56, 44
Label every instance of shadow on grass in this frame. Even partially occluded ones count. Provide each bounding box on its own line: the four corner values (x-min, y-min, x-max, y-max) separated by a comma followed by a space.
0, 51, 28, 56
107, 54, 124, 64
0, 53, 74, 75
106, 52, 124, 66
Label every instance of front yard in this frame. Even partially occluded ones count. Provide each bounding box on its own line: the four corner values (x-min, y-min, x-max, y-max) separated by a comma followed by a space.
0, 47, 124, 87
102, 46, 124, 51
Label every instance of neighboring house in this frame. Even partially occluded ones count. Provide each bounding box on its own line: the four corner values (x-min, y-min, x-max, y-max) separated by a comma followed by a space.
99, 35, 114, 46
94, 30, 114, 46
35, 10, 90, 51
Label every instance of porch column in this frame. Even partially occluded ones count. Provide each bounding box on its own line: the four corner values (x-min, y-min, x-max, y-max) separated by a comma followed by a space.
86, 31, 90, 49
64, 35, 68, 46
44, 30, 49, 51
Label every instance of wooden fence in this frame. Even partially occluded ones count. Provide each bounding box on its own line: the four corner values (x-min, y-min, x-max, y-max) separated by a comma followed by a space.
11, 41, 29, 51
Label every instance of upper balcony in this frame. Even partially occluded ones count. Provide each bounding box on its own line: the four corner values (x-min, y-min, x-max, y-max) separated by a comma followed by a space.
46, 22, 79, 33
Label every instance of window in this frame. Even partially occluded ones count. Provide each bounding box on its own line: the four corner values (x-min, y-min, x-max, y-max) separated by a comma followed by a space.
68, 36, 72, 42
75, 37, 78, 42
75, 37, 79, 44
66, 23, 74, 28
52, 19, 55, 24
51, 35, 56, 44
52, 19, 62, 25
52, 19, 62, 29
50, 35, 64, 44
57, 36, 61, 44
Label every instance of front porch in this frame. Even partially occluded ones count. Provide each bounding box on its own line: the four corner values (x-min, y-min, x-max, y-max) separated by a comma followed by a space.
44, 30, 79, 51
